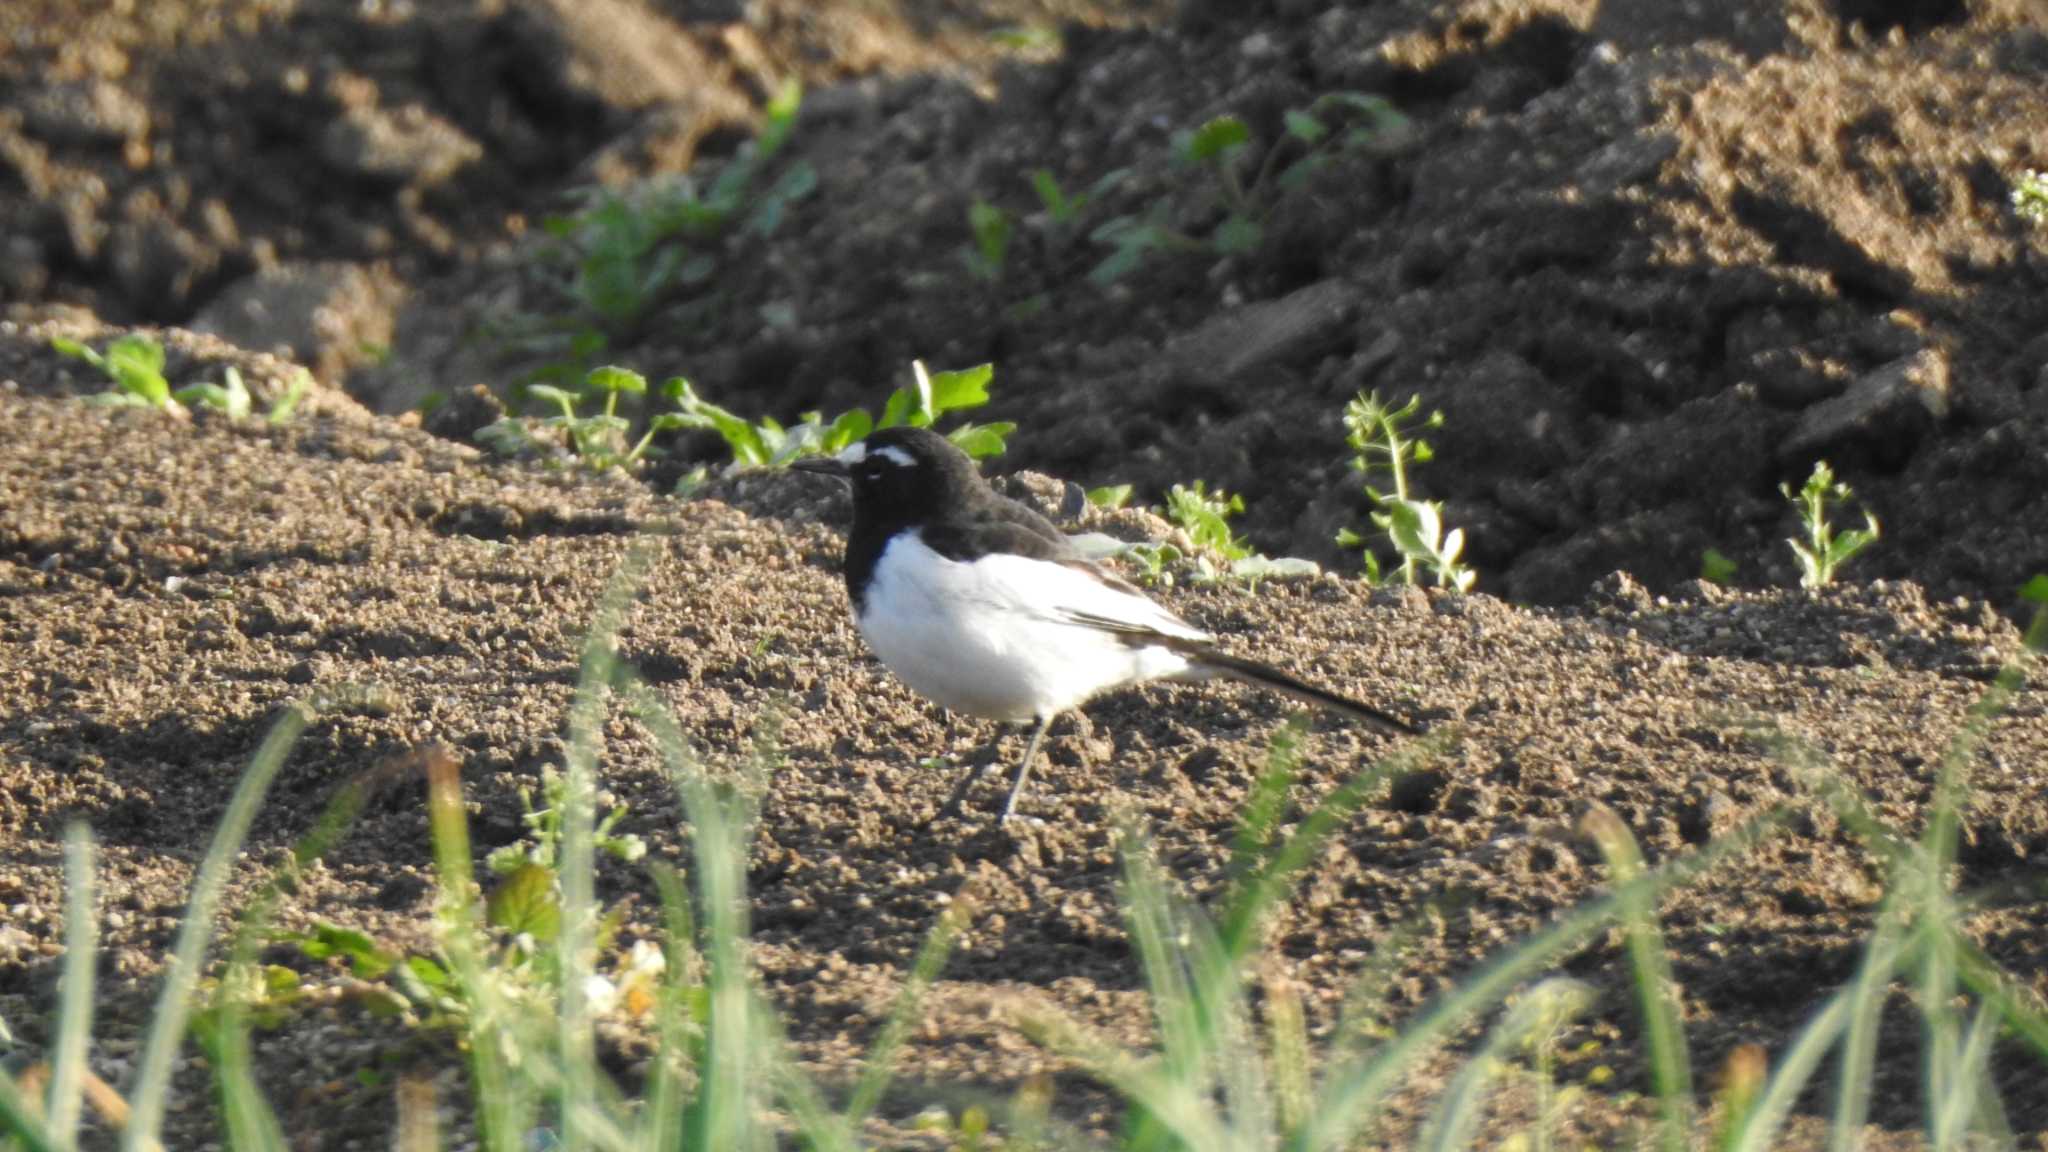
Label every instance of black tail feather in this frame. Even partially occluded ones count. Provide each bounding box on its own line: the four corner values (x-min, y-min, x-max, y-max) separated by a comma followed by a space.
1182, 647, 1419, 738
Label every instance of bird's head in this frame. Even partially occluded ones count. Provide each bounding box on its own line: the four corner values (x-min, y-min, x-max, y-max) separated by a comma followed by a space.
790, 426, 982, 523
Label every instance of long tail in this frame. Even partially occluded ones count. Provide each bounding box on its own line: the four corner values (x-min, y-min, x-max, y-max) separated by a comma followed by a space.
1184, 648, 1420, 738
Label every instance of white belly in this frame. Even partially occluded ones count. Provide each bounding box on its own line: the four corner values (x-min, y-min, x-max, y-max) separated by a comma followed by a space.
855, 533, 1201, 722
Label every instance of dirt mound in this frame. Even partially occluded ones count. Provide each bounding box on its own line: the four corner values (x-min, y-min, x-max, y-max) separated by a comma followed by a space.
2, 324, 2044, 1145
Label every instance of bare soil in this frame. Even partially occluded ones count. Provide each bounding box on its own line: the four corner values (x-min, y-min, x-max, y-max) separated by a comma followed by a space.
2, 0, 2047, 1148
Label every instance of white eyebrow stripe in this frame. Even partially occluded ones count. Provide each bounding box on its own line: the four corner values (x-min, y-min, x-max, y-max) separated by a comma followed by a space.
873, 446, 916, 467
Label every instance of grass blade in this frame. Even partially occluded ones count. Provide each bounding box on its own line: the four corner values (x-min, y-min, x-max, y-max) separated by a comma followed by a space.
1581, 806, 1694, 1148
123, 699, 314, 1152
1419, 978, 1592, 1152
47, 824, 97, 1147
1729, 987, 1854, 1152
423, 747, 531, 1152
1295, 809, 1783, 1152
845, 886, 977, 1125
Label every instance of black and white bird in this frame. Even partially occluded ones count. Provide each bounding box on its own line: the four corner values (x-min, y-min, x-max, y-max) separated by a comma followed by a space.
794, 426, 1418, 822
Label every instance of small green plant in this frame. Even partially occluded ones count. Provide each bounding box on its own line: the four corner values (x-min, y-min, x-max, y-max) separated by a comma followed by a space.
1701, 548, 1740, 585
1090, 93, 1409, 284
1164, 480, 1250, 560
1120, 541, 1184, 587
527, 79, 814, 372
176, 366, 253, 421
53, 333, 173, 410
1028, 167, 1126, 252
1782, 459, 1879, 589
1338, 390, 1475, 592
476, 365, 674, 472
2013, 169, 2048, 225
960, 198, 1012, 283
54, 334, 274, 421
1155, 481, 1320, 588
664, 360, 1014, 472
266, 369, 312, 424
1086, 483, 1134, 509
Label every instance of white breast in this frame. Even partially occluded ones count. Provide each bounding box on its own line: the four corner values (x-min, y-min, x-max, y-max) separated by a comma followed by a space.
855, 532, 1206, 722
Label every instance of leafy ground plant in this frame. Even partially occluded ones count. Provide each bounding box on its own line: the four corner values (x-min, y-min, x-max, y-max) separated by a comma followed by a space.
519, 80, 815, 377
1338, 390, 1475, 591
1782, 459, 1879, 588
53, 334, 303, 423
476, 365, 674, 472
2013, 169, 2048, 225
1155, 482, 1318, 588
1090, 93, 1409, 285
665, 359, 1014, 472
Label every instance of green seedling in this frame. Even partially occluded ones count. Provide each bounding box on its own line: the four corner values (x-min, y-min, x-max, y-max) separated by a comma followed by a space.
961, 198, 1012, 283
1089, 92, 1409, 284
1119, 541, 1183, 587
54, 333, 176, 411
528, 79, 813, 374
664, 360, 1014, 473
1338, 389, 1475, 592
485, 764, 648, 877
476, 365, 673, 472
176, 366, 253, 421
267, 369, 312, 424
2013, 169, 2048, 225
1086, 483, 1134, 510
1701, 548, 1739, 586
1029, 167, 1126, 251
1158, 481, 1320, 588
55, 334, 273, 421
1165, 481, 1251, 560
1782, 459, 1879, 589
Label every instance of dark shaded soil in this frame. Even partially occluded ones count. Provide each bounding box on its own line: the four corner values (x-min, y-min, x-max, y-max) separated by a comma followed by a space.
3, 0, 2048, 1147
2, 322, 2046, 1148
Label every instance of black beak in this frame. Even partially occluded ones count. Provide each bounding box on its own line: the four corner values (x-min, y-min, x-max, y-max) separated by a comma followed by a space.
790, 457, 850, 479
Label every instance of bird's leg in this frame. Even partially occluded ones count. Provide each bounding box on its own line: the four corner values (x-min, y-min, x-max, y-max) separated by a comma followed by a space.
998, 712, 1058, 825
940, 754, 994, 818
937, 714, 998, 819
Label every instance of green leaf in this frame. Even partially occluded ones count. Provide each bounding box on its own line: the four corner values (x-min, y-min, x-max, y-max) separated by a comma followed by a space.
926, 363, 995, 413
1031, 168, 1065, 214
294, 924, 395, 980
404, 955, 451, 991
1276, 152, 1332, 192
947, 421, 1013, 458
1087, 484, 1133, 509
50, 336, 101, 365
1181, 116, 1251, 164
268, 370, 311, 425
968, 199, 1011, 275
879, 387, 915, 430
485, 862, 561, 943
2021, 574, 2048, 604
1213, 214, 1262, 254
585, 365, 647, 395
1284, 109, 1328, 143
828, 408, 873, 449
758, 77, 803, 159
1700, 548, 1739, 585
107, 334, 166, 378
527, 384, 579, 410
